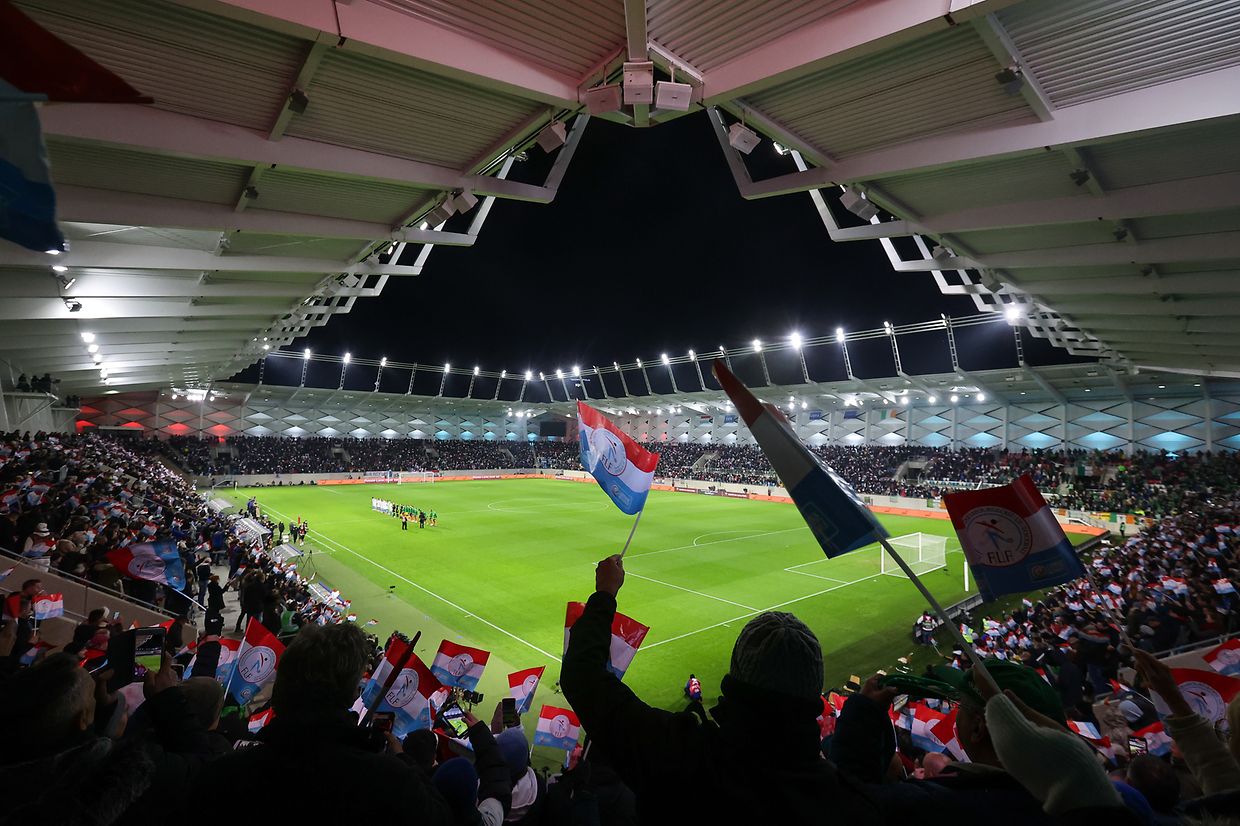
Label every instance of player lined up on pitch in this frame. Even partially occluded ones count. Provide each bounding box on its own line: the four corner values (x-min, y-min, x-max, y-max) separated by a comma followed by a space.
371, 497, 437, 530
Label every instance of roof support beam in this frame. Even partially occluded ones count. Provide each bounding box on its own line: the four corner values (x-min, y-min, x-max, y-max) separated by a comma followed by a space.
0, 271, 318, 299
40, 105, 556, 203
1024, 367, 1067, 405
0, 297, 290, 321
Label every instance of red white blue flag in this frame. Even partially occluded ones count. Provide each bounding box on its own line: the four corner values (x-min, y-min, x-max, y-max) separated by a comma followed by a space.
247, 708, 275, 734
228, 619, 284, 705
32, 592, 63, 620
564, 601, 649, 680
577, 402, 659, 515
1204, 639, 1240, 677
508, 666, 546, 714
105, 540, 187, 590
713, 361, 888, 557
360, 636, 442, 739
1149, 667, 1240, 724
943, 475, 1084, 601
430, 640, 490, 691
534, 705, 581, 752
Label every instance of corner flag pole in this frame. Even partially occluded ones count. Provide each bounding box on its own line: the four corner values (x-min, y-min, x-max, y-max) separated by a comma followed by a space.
618, 509, 644, 559
878, 535, 998, 695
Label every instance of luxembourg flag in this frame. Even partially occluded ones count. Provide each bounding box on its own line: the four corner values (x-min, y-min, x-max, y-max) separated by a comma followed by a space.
189, 637, 241, 683
929, 706, 968, 761
32, 593, 64, 620
713, 361, 888, 557
1204, 639, 1240, 677
361, 636, 411, 710
430, 640, 490, 691
943, 475, 1084, 602
105, 540, 187, 590
565, 601, 649, 680
1135, 721, 1173, 757
360, 637, 443, 738
577, 401, 659, 515
227, 619, 285, 705
509, 666, 546, 714
534, 705, 581, 752
1067, 719, 1111, 750
247, 708, 275, 734
1150, 668, 1240, 724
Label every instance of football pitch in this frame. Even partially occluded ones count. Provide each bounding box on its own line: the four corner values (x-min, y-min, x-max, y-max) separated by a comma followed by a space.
223, 480, 1087, 712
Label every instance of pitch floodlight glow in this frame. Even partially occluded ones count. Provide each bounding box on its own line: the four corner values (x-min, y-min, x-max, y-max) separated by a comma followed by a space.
1005, 306, 1021, 322
950, 394, 959, 403
790, 331, 802, 349
661, 353, 669, 365
525, 370, 533, 380
343, 352, 351, 364
571, 366, 580, 376
87, 343, 98, 353
556, 369, 563, 378
835, 327, 845, 343
474, 366, 480, 375
976, 392, 986, 402
81, 332, 95, 343
752, 338, 762, 352
928, 395, 938, 404
304, 348, 311, 360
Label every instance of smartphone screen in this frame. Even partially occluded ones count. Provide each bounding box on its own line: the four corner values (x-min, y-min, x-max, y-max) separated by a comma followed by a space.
371, 711, 395, 733
502, 697, 519, 728
133, 627, 166, 673
439, 702, 470, 738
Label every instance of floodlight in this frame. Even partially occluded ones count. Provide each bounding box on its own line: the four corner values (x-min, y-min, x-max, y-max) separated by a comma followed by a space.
977, 392, 986, 402
262, 344, 270, 350
622, 61, 654, 104
525, 370, 533, 380
87, 343, 98, 353
1005, 306, 1022, 323
81, 332, 95, 343
52, 264, 67, 273
995, 66, 1024, 95
790, 331, 802, 349
380, 357, 387, 367
654, 80, 693, 111
636, 358, 643, 367
444, 363, 450, 371
901, 396, 910, 406
840, 186, 878, 220
752, 339, 762, 352
92, 353, 101, 363
539, 372, 545, 380
474, 366, 480, 375
801, 402, 807, 410
583, 83, 622, 114
343, 352, 351, 364
571, 365, 580, 376
450, 190, 479, 213
536, 121, 568, 152
423, 204, 454, 227
950, 394, 959, 403
63, 298, 82, 312
304, 348, 311, 360
928, 395, 938, 404
501, 370, 506, 378
728, 122, 760, 154
657, 408, 663, 415
772, 141, 791, 156
788, 396, 795, 403
556, 369, 563, 378
688, 349, 696, 361
45, 248, 60, 255
883, 321, 894, 335
835, 327, 845, 343
661, 353, 670, 365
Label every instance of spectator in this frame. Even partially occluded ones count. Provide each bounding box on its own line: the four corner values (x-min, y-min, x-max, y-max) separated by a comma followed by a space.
562, 554, 879, 823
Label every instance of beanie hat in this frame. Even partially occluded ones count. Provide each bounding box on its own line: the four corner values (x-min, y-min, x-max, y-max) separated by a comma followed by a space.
432, 758, 479, 815
496, 726, 531, 783
728, 611, 823, 701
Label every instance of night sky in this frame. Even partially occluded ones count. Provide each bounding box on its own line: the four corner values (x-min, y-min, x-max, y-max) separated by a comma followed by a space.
243, 111, 1081, 395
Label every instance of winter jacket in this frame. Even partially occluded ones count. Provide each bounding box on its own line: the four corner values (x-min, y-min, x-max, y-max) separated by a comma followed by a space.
561, 590, 879, 824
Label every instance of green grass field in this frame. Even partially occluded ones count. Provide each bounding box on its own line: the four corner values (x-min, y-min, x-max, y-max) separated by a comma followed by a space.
223, 480, 1087, 715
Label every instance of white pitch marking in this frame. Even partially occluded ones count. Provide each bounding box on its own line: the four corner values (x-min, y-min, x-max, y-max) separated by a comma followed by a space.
624, 571, 758, 611
625, 526, 804, 559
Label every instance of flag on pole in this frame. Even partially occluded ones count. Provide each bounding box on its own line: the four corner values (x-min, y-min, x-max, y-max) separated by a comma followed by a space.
359, 636, 442, 738
1149, 668, 1240, 724
361, 636, 408, 710
1204, 639, 1240, 677
105, 540, 187, 589
247, 708, 275, 734
228, 619, 285, 705
942, 475, 1084, 602
564, 601, 649, 679
430, 640, 490, 691
534, 705, 581, 751
929, 706, 968, 761
32, 593, 63, 620
577, 402, 659, 515
1066, 719, 1111, 750
713, 361, 887, 557
187, 637, 241, 683
508, 666, 546, 714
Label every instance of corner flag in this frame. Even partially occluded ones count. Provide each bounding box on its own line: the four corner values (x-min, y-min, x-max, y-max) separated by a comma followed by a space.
713, 360, 887, 557
578, 402, 658, 515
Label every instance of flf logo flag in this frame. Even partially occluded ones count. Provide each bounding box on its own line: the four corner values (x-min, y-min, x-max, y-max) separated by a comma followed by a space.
1204, 639, 1240, 677
508, 666, 546, 714
943, 475, 1084, 602
431, 640, 490, 691
1149, 668, 1240, 724
360, 636, 408, 710
360, 636, 442, 738
564, 602, 649, 680
228, 619, 284, 705
577, 402, 659, 515
105, 540, 187, 590
32, 593, 63, 620
713, 360, 887, 557
534, 705, 581, 752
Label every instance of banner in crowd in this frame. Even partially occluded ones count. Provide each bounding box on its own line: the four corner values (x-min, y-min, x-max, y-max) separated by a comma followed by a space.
534, 705, 581, 752
227, 619, 285, 705
577, 402, 659, 515
105, 540, 187, 590
1204, 639, 1240, 677
509, 666, 546, 714
943, 475, 1084, 601
1149, 668, 1240, 724
361, 636, 442, 738
713, 360, 888, 558
32, 592, 63, 619
565, 601, 649, 680
430, 640, 490, 691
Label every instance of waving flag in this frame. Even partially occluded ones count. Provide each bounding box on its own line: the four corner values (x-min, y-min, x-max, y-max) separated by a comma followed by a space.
1135, 721, 1173, 757
509, 666, 546, 714
930, 706, 968, 761
227, 619, 285, 705
890, 700, 951, 753
713, 361, 887, 557
106, 540, 186, 590
1150, 668, 1240, 724
431, 640, 490, 691
577, 402, 659, 515
943, 475, 1084, 601
534, 705, 581, 752
360, 636, 442, 738
32, 593, 63, 620
1204, 639, 1240, 677
247, 708, 275, 734
188, 637, 241, 684
361, 636, 410, 710
565, 601, 649, 680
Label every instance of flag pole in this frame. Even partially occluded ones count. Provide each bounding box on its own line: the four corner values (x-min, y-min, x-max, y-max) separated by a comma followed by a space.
360, 630, 421, 727
878, 536, 999, 695
618, 508, 644, 559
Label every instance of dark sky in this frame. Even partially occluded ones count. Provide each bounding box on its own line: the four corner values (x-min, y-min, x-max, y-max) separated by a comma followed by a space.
242, 111, 1080, 394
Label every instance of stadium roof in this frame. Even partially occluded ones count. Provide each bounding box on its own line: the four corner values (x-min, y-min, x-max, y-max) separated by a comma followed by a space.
3, 0, 1240, 393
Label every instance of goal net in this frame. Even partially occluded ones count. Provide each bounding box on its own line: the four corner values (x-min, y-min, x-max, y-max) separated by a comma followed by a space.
881, 532, 947, 577
398, 471, 436, 484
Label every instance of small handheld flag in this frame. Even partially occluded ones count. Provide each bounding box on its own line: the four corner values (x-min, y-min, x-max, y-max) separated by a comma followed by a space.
430, 640, 490, 691
564, 601, 649, 680
1204, 639, 1240, 677
360, 636, 441, 738
534, 705, 581, 752
228, 619, 285, 705
105, 540, 187, 590
1149, 668, 1240, 724
943, 475, 1084, 602
713, 361, 887, 557
508, 666, 546, 714
577, 402, 659, 515
247, 708, 275, 734
32, 592, 64, 620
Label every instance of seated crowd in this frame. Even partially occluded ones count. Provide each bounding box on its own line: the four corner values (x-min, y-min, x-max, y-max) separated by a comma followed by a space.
3, 426, 1240, 823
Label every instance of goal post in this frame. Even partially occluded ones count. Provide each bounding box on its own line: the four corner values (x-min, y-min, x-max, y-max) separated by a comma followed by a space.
398, 471, 436, 484
881, 533, 948, 578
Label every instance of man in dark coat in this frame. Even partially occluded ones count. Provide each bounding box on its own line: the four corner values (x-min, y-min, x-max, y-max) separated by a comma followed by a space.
561, 554, 879, 824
